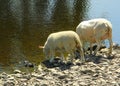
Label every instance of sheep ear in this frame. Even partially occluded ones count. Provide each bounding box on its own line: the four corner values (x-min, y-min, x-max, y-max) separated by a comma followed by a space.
38, 46, 44, 48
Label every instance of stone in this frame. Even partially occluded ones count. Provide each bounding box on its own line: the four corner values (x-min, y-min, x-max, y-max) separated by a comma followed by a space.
8, 77, 14, 80
32, 74, 44, 80
19, 82, 27, 86
115, 68, 120, 73
79, 82, 87, 85
20, 78, 28, 82
112, 51, 117, 55
41, 84, 48, 86
14, 74, 23, 78
0, 80, 3, 85
58, 75, 67, 79
14, 70, 21, 74
93, 73, 99, 77
100, 48, 109, 53
115, 54, 120, 58
81, 69, 95, 75
113, 43, 119, 49
72, 82, 80, 86
4, 81, 15, 86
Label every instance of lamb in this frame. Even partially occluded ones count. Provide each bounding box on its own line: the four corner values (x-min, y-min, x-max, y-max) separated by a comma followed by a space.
43, 31, 85, 63
76, 18, 113, 55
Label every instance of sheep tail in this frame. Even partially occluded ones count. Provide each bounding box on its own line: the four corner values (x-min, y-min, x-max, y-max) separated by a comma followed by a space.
38, 45, 44, 48
105, 21, 112, 38
74, 36, 82, 49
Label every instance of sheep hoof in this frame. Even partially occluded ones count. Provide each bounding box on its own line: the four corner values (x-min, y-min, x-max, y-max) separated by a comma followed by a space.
66, 61, 73, 65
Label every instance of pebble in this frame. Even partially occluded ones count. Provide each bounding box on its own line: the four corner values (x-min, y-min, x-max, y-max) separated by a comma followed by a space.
115, 54, 120, 58
58, 75, 67, 79
113, 43, 119, 49
4, 81, 15, 86
14, 70, 21, 74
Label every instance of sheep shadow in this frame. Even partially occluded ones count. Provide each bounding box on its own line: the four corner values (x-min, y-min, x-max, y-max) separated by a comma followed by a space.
85, 53, 114, 64
80, 44, 114, 64
42, 53, 114, 71
42, 58, 74, 71
85, 54, 104, 64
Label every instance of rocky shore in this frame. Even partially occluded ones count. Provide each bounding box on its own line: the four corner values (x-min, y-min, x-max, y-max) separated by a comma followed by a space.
0, 44, 120, 86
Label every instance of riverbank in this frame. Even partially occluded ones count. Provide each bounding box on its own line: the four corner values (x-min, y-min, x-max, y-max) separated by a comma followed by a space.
0, 44, 120, 86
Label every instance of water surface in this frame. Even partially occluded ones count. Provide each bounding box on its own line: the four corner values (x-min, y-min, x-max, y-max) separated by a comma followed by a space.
0, 0, 119, 73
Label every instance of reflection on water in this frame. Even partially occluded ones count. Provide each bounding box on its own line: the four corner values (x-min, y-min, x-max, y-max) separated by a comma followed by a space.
9, 0, 25, 62
44, 0, 57, 23
0, 0, 89, 72
9, 0, 23, 28
1, 0, 120, 73
28, 0, 37, 20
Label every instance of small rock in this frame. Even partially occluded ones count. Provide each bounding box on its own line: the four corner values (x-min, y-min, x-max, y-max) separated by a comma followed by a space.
81, 69, 95, 74
115, 54, 120, 58
71, 65, 79, 71
14, 70, 21, 74
93, 73, 99, 77
97, 78, 106, 85
23, 60, 34, 67
112, 51, 117, 55
41, 84, 48, 86
32, 73, 44, 79
28, 63, 34, 67
111, 81, 118, 84
58, 75, 67, 79
0, 73, 7, 79
20, 82, 27, 86
8, 77, 14, 80
20, 78, 28, 82
79, 82, 87, 85
117, 75, 120, 78
4, 81, 15, 86
113, 43, 119, 49
100, 48, 109, 53
90, 81, 97, 85
73, 82, 80, 86
14, 74, 23, 78
101, 62, 108, 66
103, 54, 107, 58
34, 83, 40, 86
115, 68, 120, 73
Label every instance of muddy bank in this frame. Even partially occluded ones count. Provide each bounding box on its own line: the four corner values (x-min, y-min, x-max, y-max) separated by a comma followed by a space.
0, 44, 120, 86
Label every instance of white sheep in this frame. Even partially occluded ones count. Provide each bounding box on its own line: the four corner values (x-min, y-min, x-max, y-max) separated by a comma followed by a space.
43, 31, 85, 63
76, 18, 113, 55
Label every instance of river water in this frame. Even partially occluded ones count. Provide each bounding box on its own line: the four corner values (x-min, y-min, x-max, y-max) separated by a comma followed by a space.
0, 0, 120, 73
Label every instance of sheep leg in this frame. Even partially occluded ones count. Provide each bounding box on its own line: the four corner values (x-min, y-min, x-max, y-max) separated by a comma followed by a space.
70, 51, 74, 62
90, 43, 93, 55
50, 57, 54, 63
65, 46, 74, 62
108, 38, 113, 55
79, 48, 85, 62
83, 42, 87, 55
49, 50, 55, 63
94, 40, 100, 55
60, 52, 65, 61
